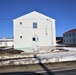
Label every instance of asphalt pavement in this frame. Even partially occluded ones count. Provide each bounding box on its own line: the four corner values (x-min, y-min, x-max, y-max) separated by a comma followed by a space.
0, 68, 76, 75
0, 61, 76, 75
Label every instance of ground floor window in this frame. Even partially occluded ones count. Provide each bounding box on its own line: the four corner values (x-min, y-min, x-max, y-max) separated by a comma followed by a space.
20, 36, 22, 38
73, 39, 75, 42
32, 37, 36, 41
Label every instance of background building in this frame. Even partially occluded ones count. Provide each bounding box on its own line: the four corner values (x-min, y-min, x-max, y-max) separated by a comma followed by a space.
0, 38, 14, 47
13, 11, 56, 52
63, 28, 76, 45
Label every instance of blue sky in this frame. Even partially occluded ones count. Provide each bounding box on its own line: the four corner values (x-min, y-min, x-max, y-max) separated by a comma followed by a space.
0, 0, 76, 38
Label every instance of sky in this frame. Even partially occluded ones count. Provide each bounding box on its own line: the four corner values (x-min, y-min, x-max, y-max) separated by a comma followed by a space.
0, 0, 76, 38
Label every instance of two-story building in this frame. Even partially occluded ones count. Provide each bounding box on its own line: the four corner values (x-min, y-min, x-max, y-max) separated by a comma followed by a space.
13, 11, 56, 52
63, 28, 76, 45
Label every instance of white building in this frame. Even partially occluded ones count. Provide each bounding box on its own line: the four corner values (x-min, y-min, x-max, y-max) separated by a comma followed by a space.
63, 28, 76, 45
0, 38, 14, 47
13, 11, 56, 52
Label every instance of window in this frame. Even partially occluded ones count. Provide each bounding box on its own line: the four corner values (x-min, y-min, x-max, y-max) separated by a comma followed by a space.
20, 22, 22, 25
64, 40, 65, 42
73, 39, 75, 42
69, 33, 71, 36
73, 33, 74, 35
20, 36, 22, 38
66, 34, 68, 37
32, 37, 36, 41
69, 39, 71, 42
63, 34, 65, 37
33, 22, 37, 29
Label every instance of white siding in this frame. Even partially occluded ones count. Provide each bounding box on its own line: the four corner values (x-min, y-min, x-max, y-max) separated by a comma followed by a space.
13, 11, 56, 51
0, 39, 13, 47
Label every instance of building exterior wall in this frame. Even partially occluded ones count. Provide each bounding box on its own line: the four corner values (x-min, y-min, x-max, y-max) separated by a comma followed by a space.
13, 11, 56, 51
0, 42, 6, 47
63, 31, 76, 45
0, 39, 14, 47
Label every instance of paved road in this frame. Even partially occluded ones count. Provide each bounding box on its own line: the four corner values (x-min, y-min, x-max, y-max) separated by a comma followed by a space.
54, 69, 76, 75
0, 68, 76, 75
39, 68, 76, 75
0, 61, 76, 75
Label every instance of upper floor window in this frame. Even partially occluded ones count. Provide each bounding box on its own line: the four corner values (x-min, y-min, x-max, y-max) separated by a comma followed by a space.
66, 34, 68, 37
63, 34, 65, 37
33, 22, 37, 29
73, 33, 75, 36
69, 33, 71, 36
20, 22, 22, 25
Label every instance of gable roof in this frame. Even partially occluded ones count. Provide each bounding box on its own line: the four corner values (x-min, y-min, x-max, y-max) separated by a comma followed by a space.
64, 28, 76, 34
13, 11, 55, 21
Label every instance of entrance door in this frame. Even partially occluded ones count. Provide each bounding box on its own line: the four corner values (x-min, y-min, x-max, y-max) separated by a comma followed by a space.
32, 36, 40, 51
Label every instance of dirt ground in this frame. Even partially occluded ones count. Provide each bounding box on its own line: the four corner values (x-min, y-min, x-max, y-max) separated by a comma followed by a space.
0, 48, 24, 54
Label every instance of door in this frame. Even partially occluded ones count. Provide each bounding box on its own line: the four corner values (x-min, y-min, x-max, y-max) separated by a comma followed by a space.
32, 35, 40, 51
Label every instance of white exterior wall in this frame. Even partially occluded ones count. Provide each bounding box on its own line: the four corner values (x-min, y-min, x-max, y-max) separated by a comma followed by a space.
0, 42, 6, 47
0, 39, 14, 47
6, 41, 14, 47
13, 11, 56, 51
63, 32, 76, 45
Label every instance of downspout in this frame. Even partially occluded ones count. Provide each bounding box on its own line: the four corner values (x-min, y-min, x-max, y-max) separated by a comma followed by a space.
47, 19, 53, 45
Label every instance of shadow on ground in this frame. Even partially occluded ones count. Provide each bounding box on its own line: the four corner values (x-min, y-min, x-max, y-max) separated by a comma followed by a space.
34, 54, 55, 75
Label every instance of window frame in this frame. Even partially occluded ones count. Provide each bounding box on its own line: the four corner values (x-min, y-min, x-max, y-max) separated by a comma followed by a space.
33, 22, 37, 29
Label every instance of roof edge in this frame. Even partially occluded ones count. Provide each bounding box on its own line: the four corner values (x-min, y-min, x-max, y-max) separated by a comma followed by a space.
12, 11, 55, 21
63, 28, 76, 34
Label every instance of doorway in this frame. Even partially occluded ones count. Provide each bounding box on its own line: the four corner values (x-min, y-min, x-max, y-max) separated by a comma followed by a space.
32, 35, 40, 51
